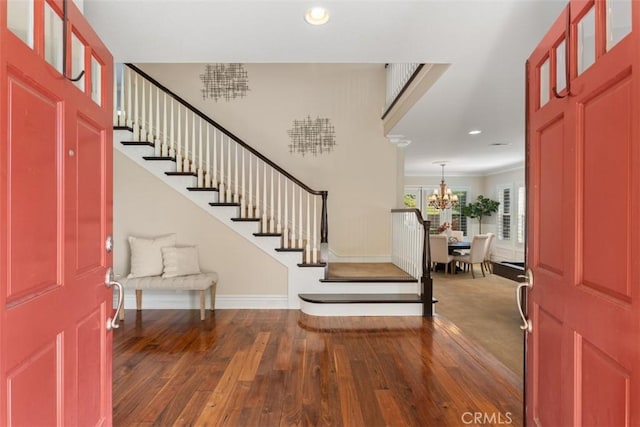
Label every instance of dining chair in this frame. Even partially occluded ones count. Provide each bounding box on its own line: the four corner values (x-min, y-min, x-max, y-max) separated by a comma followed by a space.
453, 234, 489, 278
483, 232, 495, 274
429, 235, 454, 274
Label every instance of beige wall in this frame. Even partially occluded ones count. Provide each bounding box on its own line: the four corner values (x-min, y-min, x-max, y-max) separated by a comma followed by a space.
113, 149, 287, 295
136, 63, 398, 258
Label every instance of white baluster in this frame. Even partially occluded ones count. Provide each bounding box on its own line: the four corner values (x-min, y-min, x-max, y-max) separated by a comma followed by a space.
120, 67, 126, 126
155, 86, 160, 147
277, 174, 281, 234
240, 148, 246, 218
298, 188, 303, 249
197, 120, 203, 186
133, 74, 139, 140
212, 129, 218, 188
169, 98, 175, 158
162, 93, 168, 157
305, 193, 311, 264
152, 86, 162, 156
126, 68, 132, 128
248, 154, 253, 217
269, 169, 274, 233
254, 159, 260, 219
283, 180, 289, 248
313, 196, 318, 264
113, 67, 118, 126
290, 185, 296, 248
262, 163, 268, 232
191, 114, 197, 173
140, 79, 146, 141
148, 82, 154, 144
122, 64, 131, 127
233, 144, 239, 203
205, 126, 211, 188
183, 110, 190, 172
226, 137, 232, 203
176, 105, 182, 172
219, 131, 225, 201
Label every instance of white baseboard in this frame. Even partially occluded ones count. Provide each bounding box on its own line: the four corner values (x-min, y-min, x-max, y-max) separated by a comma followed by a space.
120, 290, 288, 310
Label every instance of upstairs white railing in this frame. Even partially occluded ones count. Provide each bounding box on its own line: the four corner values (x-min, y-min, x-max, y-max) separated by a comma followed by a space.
382, 63, 423, 119
391, 209, 433, 316
113, 64, 327, 265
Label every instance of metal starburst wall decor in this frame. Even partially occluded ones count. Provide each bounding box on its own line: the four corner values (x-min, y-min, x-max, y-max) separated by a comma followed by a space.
200, 63, 249, 101
287, 116, 336, 156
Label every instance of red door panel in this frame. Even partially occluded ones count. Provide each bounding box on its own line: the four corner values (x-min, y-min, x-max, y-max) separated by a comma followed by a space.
7, 75, 61, 302
526, 1, 640, 425
76, 118, 106, 275
1, 0, 113, 425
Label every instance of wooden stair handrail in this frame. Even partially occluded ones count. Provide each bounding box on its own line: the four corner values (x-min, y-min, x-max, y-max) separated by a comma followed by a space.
124, 63, 329, 244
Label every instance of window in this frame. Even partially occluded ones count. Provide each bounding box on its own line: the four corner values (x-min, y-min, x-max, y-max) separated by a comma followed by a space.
451, 190, 467, 236
498, 186, 511, 240
517, 186, 526, 244
403, 186, 467, 234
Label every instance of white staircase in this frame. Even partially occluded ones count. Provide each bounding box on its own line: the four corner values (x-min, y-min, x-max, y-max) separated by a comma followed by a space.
115, 129, 424, 315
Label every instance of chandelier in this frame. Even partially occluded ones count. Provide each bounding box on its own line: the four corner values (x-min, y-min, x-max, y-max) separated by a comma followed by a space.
428, 163, 458, 210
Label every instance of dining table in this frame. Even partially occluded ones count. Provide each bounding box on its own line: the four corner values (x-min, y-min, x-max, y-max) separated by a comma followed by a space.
447, 240, 471, 255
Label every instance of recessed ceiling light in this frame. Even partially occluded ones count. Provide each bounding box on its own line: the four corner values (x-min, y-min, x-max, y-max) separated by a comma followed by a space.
305, 7, 330, 25
468, 129, 482, 135
490, 142, 512, 147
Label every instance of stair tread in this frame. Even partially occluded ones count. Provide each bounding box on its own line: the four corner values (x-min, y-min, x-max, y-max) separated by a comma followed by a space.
297, 263, 327, 268
121, 141, 153, 146
188, 187, 219, 192
298, 293, 425, 304
165, 171, 197, 176
254, 232, 282, 237
231, 217, 260, 222
320, 277, 417, 283
209, 202, 240, 207
114, 126, 133, 131
275, 248, 304, 252
143, 156, 174, 161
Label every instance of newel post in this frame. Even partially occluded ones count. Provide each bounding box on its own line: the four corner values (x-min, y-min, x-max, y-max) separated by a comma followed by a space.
320, 191, 328, 244
422, 220, 433, 317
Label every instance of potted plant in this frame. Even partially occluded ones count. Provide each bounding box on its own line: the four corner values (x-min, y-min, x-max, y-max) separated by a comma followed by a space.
461, 195, 499, 234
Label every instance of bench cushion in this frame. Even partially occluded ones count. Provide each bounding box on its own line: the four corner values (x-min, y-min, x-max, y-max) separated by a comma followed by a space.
123, 272, 218, 291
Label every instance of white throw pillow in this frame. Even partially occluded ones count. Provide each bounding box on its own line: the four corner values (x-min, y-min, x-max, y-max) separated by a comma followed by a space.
161, 246, 201, 278
127, 234, 177, 278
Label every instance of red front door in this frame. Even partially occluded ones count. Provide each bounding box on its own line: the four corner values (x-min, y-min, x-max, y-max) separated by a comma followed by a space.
526, 1, 639, 425
0, 1, 114, 425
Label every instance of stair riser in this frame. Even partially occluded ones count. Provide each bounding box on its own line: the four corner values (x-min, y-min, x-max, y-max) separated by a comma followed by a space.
300, 300, 426, 316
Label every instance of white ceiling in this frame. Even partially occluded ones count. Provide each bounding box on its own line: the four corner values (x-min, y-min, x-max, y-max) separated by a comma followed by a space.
83, 0, 567, 176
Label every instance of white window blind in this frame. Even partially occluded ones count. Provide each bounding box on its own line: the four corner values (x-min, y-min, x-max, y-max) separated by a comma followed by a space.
517, 186, 526, 244
498, 187, 511, 240
452, 191, 467, 235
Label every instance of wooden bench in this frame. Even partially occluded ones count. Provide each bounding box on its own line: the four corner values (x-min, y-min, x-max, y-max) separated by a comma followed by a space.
121, 272, 218, 320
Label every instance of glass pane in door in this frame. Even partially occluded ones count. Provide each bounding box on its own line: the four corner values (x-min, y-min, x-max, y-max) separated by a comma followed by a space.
71, 32, 85, 91
91, 56, 102, 105
555, 40, 566, 93
577, 7, 596, 75
7, 0, 34, 48
606, 0, 632, 51
44, 2, 63, 73
539, 57, 550, 108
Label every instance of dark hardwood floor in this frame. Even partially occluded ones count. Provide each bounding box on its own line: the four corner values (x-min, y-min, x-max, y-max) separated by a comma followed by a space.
113, 309, 523, 426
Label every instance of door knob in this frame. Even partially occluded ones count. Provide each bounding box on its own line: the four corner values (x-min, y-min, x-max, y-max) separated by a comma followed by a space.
516, 268, 533, 333
104, 267, 123, 330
